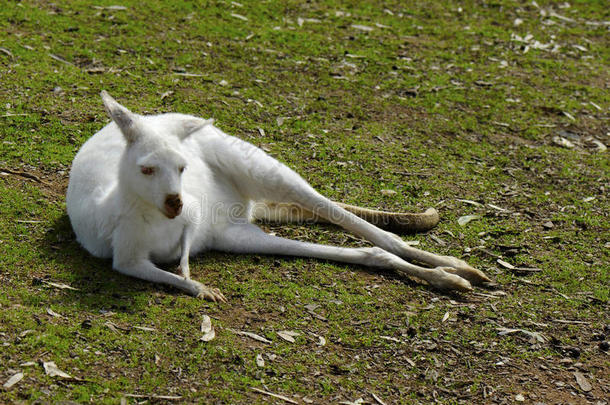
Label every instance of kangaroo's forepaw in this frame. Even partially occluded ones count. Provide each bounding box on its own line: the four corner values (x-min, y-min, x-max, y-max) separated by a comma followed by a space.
428, 268, 473, 292
193, 282, 227, 303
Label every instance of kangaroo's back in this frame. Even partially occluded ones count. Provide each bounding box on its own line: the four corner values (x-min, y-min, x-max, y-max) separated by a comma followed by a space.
66, 122, 125, 258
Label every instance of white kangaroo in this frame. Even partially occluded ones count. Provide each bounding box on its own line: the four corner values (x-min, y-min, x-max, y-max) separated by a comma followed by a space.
66, 91, 490, 302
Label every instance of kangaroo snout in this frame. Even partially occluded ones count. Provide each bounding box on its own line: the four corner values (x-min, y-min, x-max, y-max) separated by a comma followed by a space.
164, 194, 183, 219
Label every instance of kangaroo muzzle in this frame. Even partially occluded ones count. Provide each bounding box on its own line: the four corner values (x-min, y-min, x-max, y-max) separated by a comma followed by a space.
164, 194, 183, 219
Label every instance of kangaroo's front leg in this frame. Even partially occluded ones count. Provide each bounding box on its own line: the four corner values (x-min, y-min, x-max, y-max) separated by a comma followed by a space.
179, 224, 195, 279
113, 234, 226, 302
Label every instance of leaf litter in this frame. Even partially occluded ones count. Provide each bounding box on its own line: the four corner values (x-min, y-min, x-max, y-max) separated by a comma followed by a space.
2, 372, 23, 389
458, 214, 481, 226
228, 328, 272, 344
42, 361, 84, 381
200, 315, 216, 342
277, 330, 301, 343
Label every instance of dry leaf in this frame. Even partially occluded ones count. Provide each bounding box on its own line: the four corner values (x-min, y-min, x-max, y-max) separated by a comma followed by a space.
133, 326, 156, 332
457, 199, 483, 207
104, 321, 129, 333
200, 315, 215, 342
589, 139, 606, 152
442, 312, 450, 322
562, 112, 575, 121
351, 24, 373, 32
201, 315, 212, 333
3, 372, 23, 389
380, 189, 397, 196
0, 47, 14, 58
497, 327, 546, 343
229, 329, 272, 344
317, 335, 326, 346
574, 372, 592, 392
277, 330, 300, 343
497, 259, 515, 269
255, 353, 265, 367
231, 13, 248, 21
553, 136, 575, 148
46, 308, 65, 318
458, 214, 480, 226
43, 281, 79, 291
487, 203, 509, 212
43, 361, 73, 379
93, 5, 128, 11
201, 328, 215, 342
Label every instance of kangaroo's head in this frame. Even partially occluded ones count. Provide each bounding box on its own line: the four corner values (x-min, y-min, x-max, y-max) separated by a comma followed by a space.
100, 91, 211, 219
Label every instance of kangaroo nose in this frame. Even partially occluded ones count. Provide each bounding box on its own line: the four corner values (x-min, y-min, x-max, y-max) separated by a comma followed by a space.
164, 194, 183, 218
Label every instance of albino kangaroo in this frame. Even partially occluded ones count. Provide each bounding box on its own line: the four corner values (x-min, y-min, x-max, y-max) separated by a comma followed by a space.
66, 91, 489, 302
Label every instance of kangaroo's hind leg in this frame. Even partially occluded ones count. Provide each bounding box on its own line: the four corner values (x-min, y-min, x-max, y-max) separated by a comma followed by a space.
212, 223, 472, 291
251, 201, 441, 233
199, 130, 488, 289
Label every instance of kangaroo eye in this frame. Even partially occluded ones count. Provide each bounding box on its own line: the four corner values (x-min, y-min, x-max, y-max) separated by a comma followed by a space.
179, 166, 185, 174
141, 166, 155, 175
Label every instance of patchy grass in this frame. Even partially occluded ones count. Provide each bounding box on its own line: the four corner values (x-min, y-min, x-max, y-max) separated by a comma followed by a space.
1, 0, 608, 403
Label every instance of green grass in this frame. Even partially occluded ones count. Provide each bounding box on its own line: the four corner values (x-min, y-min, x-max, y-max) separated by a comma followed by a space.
1, 0, 608, 403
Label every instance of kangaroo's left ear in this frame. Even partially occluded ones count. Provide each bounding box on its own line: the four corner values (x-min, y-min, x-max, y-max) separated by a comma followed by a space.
177, 117, 215, 140
100, 90, 142, 144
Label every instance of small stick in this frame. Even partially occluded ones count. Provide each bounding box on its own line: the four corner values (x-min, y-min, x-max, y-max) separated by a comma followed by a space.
124, 394, 182, 400
0, 168, 49, 185
250, 387, 298, 404
371, 391, 388, 405
1, 113, 29, 117
551, 319, 589, 325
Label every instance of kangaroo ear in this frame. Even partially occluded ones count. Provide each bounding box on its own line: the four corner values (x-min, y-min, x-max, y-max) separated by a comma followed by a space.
178, 117, 214, 140
100, 90, 140, 144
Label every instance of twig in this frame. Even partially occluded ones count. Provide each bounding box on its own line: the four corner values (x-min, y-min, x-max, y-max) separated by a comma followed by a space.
227, 328, 272, 344
48, 53, 74, 66
0, 47, 14, 58
0, 168, 49, 185
124, 394, 182, 400
509, 267, 542, 273
1, 113, 29, 118
250, 387, 298, 404
371, 391, 387, 405
551, 319, 589, 325
397, 171, 433, 177
173, 72, 203, 77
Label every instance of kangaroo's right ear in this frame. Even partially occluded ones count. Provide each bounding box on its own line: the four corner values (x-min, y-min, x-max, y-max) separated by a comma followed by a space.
100, 90, 140, 144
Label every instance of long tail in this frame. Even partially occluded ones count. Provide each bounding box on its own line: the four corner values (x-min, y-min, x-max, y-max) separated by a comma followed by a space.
251, 201, 439, 233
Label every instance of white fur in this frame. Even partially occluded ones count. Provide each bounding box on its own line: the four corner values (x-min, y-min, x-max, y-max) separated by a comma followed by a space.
66, 92, 488, 301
